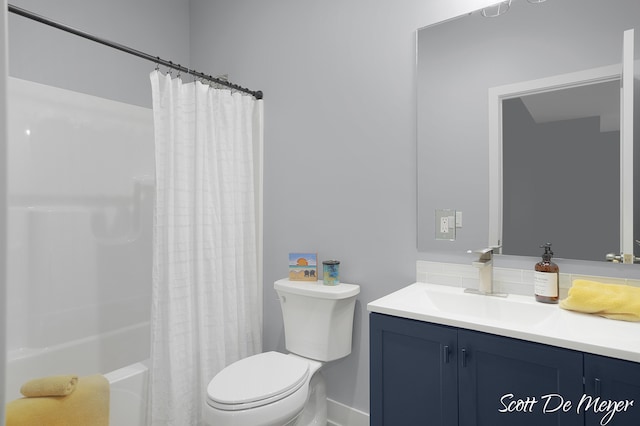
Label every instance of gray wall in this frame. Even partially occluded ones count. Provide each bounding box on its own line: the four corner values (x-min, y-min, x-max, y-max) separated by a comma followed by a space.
189, 0, 499, 413
8, 0, 191, 107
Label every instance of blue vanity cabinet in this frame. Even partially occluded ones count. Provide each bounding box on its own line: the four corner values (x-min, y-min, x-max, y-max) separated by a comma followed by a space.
583, 354, 640, 426
457, 328, 584, 426
370, 313, 584, 426
370, 312, 458, 426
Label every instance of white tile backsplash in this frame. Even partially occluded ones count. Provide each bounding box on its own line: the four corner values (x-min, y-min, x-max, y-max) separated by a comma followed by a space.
429, 273, 464, 287
493, 267, 523, 284
417, 261, 640, 298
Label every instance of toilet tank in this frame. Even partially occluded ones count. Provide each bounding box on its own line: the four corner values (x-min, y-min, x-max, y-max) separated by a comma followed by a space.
274, 279, 360, 362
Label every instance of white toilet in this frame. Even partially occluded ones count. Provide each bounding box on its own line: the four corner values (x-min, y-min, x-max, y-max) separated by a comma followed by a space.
204, 278, 360, 426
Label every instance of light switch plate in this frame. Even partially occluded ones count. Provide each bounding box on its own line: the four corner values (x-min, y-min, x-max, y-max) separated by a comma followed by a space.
435, 209, 456, 240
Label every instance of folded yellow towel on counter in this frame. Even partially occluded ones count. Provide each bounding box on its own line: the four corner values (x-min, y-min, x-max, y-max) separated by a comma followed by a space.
6, 374, 110, 426
20, 374, 78, 397
560, 279, 640, 322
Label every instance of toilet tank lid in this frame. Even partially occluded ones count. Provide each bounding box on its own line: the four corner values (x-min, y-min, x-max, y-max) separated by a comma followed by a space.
274, 279, 360, 299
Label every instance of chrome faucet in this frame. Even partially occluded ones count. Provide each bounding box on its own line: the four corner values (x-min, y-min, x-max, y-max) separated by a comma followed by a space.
465, 248, 507, 297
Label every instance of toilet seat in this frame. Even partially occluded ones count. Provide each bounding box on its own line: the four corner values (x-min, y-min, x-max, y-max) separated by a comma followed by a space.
207, 352, 310, 411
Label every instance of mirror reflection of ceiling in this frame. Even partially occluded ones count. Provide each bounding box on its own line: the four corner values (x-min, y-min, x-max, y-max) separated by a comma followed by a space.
519, 80, 620, 132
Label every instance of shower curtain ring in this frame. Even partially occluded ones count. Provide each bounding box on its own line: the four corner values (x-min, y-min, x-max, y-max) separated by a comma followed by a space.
154, 57, 160, 72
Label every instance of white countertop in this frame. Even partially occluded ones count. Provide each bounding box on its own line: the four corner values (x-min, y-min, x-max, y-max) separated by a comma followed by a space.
367, 282, 640, 363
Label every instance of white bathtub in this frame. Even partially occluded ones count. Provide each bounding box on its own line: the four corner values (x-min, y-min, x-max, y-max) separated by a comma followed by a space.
5, 322, 150, 426
105, 361, 149, 426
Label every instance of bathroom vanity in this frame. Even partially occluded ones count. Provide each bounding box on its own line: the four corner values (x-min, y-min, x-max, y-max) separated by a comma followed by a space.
368, 283, 640, 426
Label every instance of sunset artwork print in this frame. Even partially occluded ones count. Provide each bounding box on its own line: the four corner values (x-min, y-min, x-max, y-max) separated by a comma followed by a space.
289, 253, 318, 281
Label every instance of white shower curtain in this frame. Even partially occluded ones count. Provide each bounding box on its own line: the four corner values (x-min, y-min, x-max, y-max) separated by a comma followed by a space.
148, 70, 263, 426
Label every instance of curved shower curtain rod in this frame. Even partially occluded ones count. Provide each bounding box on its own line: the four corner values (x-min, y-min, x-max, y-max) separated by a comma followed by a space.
7, 4, 264, 100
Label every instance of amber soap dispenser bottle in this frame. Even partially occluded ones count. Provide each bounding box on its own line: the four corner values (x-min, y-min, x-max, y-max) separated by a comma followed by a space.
534, 243, 559, 304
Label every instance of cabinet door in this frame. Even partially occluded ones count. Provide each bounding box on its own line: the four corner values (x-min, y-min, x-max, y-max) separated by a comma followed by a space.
370, 313, 458, 426
584, 354, 640, 426
458, 329, 584, 426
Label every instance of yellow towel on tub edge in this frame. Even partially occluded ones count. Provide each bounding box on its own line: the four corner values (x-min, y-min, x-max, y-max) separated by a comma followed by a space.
6, 374, 109, 426
560, 279, 640, 322
20, 374, 78, 397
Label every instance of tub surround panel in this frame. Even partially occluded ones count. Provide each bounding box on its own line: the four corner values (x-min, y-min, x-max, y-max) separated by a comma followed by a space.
5, 76, 153, 420
6, 78, 153, 354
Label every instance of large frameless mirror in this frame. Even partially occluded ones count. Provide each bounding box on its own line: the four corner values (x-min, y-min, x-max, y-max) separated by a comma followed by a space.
417, 0, 640, 263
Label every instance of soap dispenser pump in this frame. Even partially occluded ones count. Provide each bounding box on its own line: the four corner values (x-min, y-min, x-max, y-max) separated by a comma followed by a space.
534, 243, 559, 304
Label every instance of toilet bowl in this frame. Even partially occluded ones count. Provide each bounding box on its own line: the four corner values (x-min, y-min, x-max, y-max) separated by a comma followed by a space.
203, 279, 360, 426
204, 352, 324, 426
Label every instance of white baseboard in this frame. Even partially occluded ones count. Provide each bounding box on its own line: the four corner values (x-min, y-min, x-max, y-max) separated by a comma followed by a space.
326, 398, 369, 426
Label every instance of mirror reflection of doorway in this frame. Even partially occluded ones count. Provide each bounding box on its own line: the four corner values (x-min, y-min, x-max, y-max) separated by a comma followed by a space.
502, 80, 620, 261
490, 28, 636, 264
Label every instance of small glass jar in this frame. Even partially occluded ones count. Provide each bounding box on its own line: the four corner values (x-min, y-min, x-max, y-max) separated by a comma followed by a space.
322, 260, 340, 286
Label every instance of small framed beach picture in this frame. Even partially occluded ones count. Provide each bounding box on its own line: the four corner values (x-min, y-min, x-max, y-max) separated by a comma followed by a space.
289, 253, 318, 281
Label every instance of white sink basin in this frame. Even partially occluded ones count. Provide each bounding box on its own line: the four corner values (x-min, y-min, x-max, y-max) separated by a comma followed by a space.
424, 287, 558, 326
367, 282, 640, 363
372, 282, 558, 327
